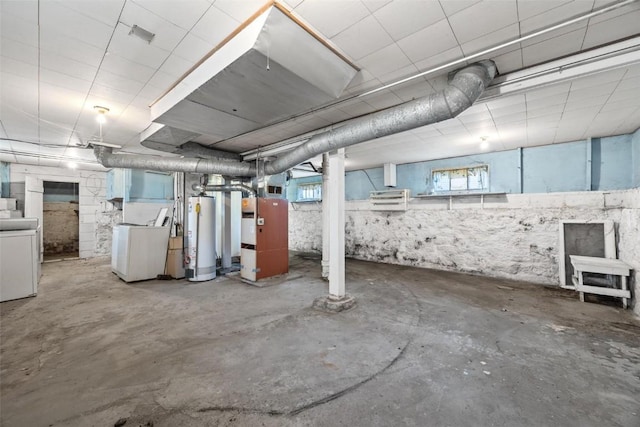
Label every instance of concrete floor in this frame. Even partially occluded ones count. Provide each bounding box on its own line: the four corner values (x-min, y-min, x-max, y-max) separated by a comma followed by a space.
1, 253, 638, 427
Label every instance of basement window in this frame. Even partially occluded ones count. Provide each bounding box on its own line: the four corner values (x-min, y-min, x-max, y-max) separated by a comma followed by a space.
297, 182, 322, 201
432, 165, 489, 193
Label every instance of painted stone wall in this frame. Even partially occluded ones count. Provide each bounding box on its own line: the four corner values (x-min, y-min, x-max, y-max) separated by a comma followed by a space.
289, 189, 640, 315
9, 164, 120, 258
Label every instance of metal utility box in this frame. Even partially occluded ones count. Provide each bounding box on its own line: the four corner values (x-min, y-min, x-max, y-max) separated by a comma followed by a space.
240, 198, 288, 281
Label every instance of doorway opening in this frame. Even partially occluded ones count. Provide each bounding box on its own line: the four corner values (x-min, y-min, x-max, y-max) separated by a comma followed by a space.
43, 181, 79, 261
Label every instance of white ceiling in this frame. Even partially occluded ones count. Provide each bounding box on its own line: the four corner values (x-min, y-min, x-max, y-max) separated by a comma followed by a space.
1, 0, 639, 171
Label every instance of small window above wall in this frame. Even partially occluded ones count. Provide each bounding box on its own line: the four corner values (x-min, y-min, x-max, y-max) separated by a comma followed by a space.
297, 182, 322, 201
432, 165, 489, 193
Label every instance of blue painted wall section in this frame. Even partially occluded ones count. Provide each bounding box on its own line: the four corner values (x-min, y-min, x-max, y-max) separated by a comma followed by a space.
106, 168, 173, 203
0, 162, 9, 198
591, 135, 632, 190
633, 128, 640, 188
286, 131, 640, 202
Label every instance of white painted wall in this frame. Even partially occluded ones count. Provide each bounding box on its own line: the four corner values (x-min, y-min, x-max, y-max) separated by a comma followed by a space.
289, 189, 640, 316
9, 164, 121, 258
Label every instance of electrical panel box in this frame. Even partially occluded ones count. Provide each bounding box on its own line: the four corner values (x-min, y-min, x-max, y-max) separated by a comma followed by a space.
240, 197, 288, 281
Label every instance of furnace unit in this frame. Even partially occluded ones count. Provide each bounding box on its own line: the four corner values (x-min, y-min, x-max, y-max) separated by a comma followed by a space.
240, 198, 288, 282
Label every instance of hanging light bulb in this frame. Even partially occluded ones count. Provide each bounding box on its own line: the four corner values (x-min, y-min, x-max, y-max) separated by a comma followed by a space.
480, 136, 490, 150
94, 106, 110, 123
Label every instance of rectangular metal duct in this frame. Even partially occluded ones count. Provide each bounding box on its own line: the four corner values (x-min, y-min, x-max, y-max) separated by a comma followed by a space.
148, 5, 358, 152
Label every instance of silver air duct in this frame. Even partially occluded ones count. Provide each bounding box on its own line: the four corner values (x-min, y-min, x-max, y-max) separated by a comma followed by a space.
94, 61, 496, 176
192, 183, 256, 196
178, 142, 242, 161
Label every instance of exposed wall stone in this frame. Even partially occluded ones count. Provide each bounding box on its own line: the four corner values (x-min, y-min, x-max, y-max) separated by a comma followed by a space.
43, 202, 79, 254
8, 164, 119, 258
289, 189, 640, 316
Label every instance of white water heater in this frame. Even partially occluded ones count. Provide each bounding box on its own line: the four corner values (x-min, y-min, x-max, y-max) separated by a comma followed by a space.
186, 196, 216, 282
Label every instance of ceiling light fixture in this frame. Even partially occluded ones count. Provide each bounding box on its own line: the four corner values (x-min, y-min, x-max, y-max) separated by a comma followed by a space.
129, 24, 155, 44
94, 106, 110, 124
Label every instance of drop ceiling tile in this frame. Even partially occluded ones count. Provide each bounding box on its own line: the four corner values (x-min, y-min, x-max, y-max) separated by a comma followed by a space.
582, 9, 640, 50
485, 93, 525, 109
522, 27, 587, 67
58, 0, 125, 27
190, 5, 240, 45
590, 0, 640, 24
600, 99, 640, 113
391, 78, 436, 102
567, 81, 618, 102
520, 0, 591, 38
94, 69, 147, 95
90, 83, 137, 107
1, 38, 38, 65
412, 46, 465, 75
40, 68, 92, 94
338, 99, 376, 118
373, 0, 445, 41
40, 1, 114, 49
39, 27, 106, 67
132, 0, 211, 30
528, 104, 566, 119
294, 0, 370, 39
517, 0, 573, 21
613, 75, 640, 92
0, 0, 38, 23
363, 89, 403, 110
524, 82, 571, 101
107, 23, 173, 69
120, 1, 188, 52
563, 94, 609, 111
0, 57, 38, 80
331, 15, 393, 61
101, 53, 157, 83
448, 0, 517, 44
358, 43, 412, 79
131, 84, 165, 109
439, 0, 481, 17
397, 19, 458, 63
361, 0, 393, 13
40, 50, 98, 81
214, 0, 268, 22
568, 68, 626, 90
0, 10, 38, 46
520, 21, 586, 48
526, 93, 567, 111
559, 106, 600, 122
460, 23, 519, 56
172, 32, 215, 63
158, 54, 193, 79
527, 112, 562, 126
377, 63, 420, 85
491, 48, 523, 74
489, 103, 528, 120
280, 0, 305, 9
492, 111, 527, 125
307, 108, 350, 125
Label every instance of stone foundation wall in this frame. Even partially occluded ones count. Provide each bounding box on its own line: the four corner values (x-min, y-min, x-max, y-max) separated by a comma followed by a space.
43, 202, 79, 254
289, 189, 640, 315
9, 164, 120, 258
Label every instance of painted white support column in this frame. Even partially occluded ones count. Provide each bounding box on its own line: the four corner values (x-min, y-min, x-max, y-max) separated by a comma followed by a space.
328, 148, 345, 298
221, 181, 232, 269
321, 153, 330, 279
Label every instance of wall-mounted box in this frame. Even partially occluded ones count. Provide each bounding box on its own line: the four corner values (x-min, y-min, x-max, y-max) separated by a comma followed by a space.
384, 163, 396, 187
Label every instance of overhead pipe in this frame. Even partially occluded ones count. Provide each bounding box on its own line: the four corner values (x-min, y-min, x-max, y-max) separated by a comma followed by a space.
178, 141, 242, 161
94, 60, 496, 176
192, 183, 256, 196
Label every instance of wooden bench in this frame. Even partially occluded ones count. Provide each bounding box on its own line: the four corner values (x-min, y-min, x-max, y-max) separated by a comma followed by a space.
569, 255, 632, 309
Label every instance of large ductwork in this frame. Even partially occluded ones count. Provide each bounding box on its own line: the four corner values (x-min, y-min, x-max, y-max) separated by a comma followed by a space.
94, 60, 497, 176
192, 183, 256, 196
